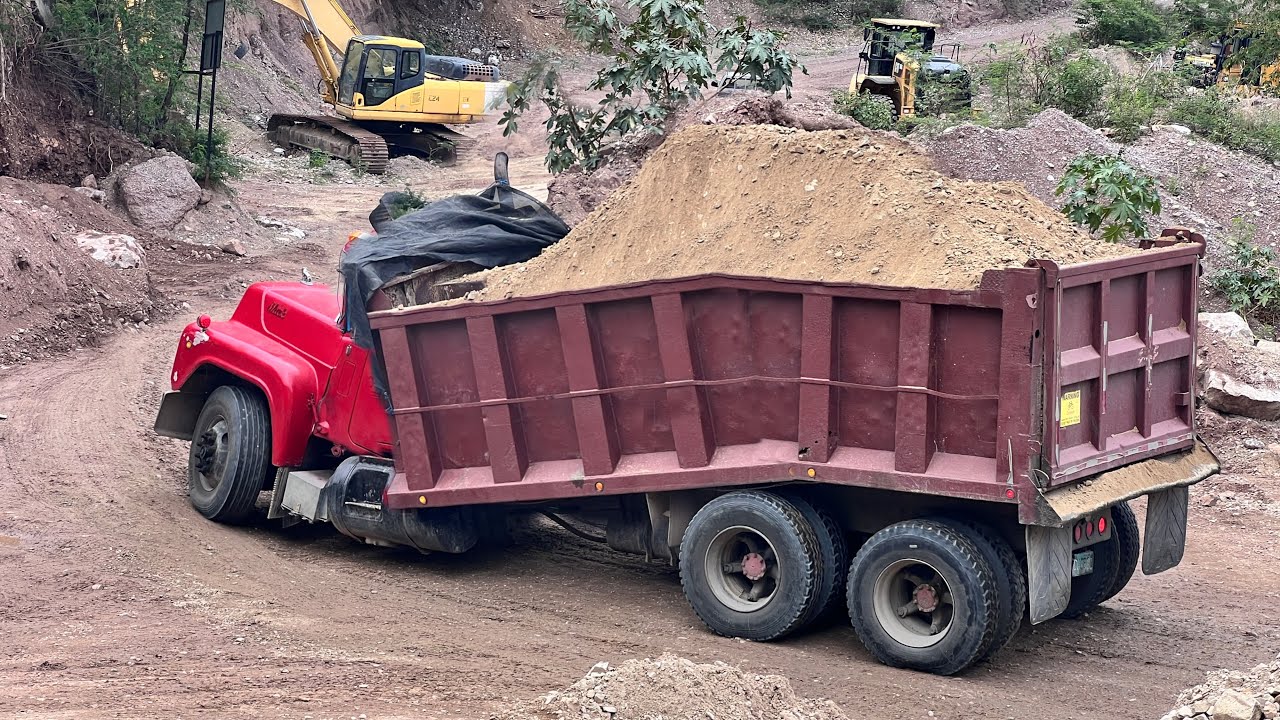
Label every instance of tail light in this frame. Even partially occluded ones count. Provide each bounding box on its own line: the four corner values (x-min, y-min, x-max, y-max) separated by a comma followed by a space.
1098, 516, 1108, 534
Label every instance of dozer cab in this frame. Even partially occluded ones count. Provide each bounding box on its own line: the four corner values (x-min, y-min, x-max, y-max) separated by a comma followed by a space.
849, 19, 971, 119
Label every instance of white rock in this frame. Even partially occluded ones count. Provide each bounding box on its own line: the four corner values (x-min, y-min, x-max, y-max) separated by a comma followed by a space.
1200, 312, 1255, 342
75, 231, 144, 270
1153, 123, 1193, 136
1213, 690, 1262, 720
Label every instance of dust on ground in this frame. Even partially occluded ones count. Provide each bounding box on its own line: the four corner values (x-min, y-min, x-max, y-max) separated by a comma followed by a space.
498, 655, 847, 720
479, 123, 1137, 299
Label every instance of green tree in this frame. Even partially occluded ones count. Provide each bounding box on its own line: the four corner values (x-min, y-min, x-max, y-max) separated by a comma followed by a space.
500, 0, 803, 173
1075, 0, 1169, 48
1055, 153, 1162, 242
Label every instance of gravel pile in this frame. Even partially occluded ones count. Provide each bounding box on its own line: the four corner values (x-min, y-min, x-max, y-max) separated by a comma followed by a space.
1161, 658, 1280, 720
496, 655, 847, 720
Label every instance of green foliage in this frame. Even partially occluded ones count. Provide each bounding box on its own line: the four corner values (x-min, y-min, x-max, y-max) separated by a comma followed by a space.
1171, 0, 1240, 37
175, 126, 244, 184
1104, 69, 1186, 142
44, 0, 193, 139
980, 37, 1111, 125
501, 0, 802, 173
386, 188, 430, 220
833, 90, 895, 130
308, 150, 329, 169
1075, 0, 1169, 49
1167, 90, 1280, 163
1055, 153, 1162, 242
1209, 220, 1280, 317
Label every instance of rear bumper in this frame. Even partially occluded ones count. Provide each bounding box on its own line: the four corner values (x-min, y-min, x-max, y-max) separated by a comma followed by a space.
1031, 438, 1219, 527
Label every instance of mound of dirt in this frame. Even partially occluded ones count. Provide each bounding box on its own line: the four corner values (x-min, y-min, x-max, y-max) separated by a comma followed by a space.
547, 95, 858, 227
0, 177, 157, 364
479, 123, 1138, 299
497, 655, 847, 720
1160, 657, 1280, 720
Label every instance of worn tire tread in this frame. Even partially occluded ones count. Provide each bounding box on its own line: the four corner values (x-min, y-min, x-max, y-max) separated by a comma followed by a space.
847, 520, 999, 675
1101, 502, 1140, 604
189, 386, 271, 525
679, 491, 823, 642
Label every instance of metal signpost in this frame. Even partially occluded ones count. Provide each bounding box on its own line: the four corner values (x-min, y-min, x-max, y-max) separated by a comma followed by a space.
190, 0, 225, 181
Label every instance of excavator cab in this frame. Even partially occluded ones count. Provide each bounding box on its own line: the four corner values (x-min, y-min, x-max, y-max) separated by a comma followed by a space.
337, 37, 427, 108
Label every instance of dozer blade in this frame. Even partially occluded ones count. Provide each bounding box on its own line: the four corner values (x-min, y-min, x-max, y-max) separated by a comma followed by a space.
267, 114, 390, 174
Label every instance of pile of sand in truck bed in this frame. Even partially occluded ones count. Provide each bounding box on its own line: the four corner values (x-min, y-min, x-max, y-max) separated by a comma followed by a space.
474, 123, 1140, 299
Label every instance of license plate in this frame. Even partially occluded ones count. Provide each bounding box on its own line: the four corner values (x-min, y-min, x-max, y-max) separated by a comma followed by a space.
1072, 550, 1095, 577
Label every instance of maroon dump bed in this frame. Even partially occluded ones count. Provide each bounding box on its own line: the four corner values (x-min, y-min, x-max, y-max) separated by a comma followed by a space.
369, 240, 1203, 521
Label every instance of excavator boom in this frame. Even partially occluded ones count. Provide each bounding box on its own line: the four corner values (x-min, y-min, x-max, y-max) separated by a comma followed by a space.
269, 0, 360, 102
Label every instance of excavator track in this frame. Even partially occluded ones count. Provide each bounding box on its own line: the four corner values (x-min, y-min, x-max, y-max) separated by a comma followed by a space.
268, 114, 390, 174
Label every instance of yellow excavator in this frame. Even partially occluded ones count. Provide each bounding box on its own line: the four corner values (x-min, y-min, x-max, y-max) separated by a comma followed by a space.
266, 0, 508, 173
1180, 22, 1280, 93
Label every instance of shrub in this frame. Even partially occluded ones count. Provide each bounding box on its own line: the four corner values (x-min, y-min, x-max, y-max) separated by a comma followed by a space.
1056, 152, 1162, 242
833, 90, 895, 130
501, 0, 803, 173
1167, 90, 1280, 164
308, 150, 328, 169
1044, 55, 1112, 122
1209, 220, 1280, 317
1104, 69, 1185, 142
1075, 0, 1169, 49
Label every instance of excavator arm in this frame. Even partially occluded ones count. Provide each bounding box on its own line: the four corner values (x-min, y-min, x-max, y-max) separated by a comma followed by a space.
268, 0, 361, 103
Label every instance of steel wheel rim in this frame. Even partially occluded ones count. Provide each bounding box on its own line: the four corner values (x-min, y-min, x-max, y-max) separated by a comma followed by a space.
194, 418, 230, 494
872, 558, 954, 648
704, 525, 781, 613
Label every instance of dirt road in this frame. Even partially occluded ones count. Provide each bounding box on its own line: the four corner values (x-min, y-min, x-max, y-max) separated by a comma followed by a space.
2, 15, 1277, 718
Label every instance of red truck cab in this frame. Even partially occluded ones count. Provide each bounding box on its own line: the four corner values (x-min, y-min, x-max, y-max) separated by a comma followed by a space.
156, 280, 392, 474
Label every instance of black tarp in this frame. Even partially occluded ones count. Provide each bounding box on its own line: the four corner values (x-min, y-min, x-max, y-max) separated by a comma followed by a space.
339, 164, 569, 350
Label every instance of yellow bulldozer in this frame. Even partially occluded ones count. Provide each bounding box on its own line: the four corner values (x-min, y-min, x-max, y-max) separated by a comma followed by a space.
1179, 22, 1280, 93
848, 18, 971, 119
265, 0, 508, 173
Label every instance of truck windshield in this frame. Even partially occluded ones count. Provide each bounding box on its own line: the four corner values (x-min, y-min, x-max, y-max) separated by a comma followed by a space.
338, 41, 364, 106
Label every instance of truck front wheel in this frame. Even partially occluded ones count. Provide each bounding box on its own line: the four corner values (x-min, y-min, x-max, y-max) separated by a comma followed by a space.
188, 386, 272, 524
847, 520, 999, 675
679, 491, 823, 642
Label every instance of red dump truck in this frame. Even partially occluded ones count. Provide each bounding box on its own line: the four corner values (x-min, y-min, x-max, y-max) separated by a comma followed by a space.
155, 229, 1218, 675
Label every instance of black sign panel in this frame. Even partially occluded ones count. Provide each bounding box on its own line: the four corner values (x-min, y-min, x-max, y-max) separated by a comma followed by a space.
204, 0, 225, 35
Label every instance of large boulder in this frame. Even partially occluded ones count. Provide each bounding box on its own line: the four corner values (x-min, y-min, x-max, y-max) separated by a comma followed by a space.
1201, 370, 1280, 421
118, 155, 200, 231
1200, 312, 1255, 342
1213, 690, 1262, 720
1197, 311, 1280, 419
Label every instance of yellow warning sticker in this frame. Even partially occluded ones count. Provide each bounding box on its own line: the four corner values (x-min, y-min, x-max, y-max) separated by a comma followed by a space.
1060, 390, 1081, 428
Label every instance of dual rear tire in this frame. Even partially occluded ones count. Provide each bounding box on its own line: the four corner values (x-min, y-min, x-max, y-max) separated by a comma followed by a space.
679, 490, 1026, 674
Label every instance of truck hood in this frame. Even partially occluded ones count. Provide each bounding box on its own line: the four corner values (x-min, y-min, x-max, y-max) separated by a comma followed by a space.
230, 281, 345, 367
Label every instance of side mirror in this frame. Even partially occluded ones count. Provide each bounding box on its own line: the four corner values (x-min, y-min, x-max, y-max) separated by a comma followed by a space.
859, 52, 870, 61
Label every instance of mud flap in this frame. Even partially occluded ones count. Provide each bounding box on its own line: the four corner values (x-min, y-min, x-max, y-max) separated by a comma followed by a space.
153, 391, 206, 440
1142, 485, 1189, 575
1025, 524, 1072, 624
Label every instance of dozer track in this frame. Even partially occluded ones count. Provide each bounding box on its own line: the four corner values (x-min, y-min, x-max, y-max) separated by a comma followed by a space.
268, 114, 390, 174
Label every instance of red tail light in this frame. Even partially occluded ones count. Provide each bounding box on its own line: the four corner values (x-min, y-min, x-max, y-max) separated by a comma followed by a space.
1074, 524, 1083, 542
1086, 519, 1095, 538
1098, 516, 1107, 534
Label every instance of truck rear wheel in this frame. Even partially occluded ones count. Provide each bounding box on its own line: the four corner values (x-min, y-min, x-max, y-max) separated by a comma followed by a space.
1101, 502, 1140, 604
188, 386, 272, 524
847, 520, 999, 675
1061, 530, 1122, 619
784, 493, 849, 628
938, 518, 1026, 660
679, 491, 823, 642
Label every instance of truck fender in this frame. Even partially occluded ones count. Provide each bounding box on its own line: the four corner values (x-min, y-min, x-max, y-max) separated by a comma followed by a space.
163, 324, 322, 468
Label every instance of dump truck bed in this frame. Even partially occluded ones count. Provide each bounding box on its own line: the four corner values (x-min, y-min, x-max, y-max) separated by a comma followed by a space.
368, 240, 1204, 521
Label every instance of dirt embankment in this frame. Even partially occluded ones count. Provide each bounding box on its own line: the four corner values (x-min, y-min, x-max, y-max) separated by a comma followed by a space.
479, 123, 1138, 299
